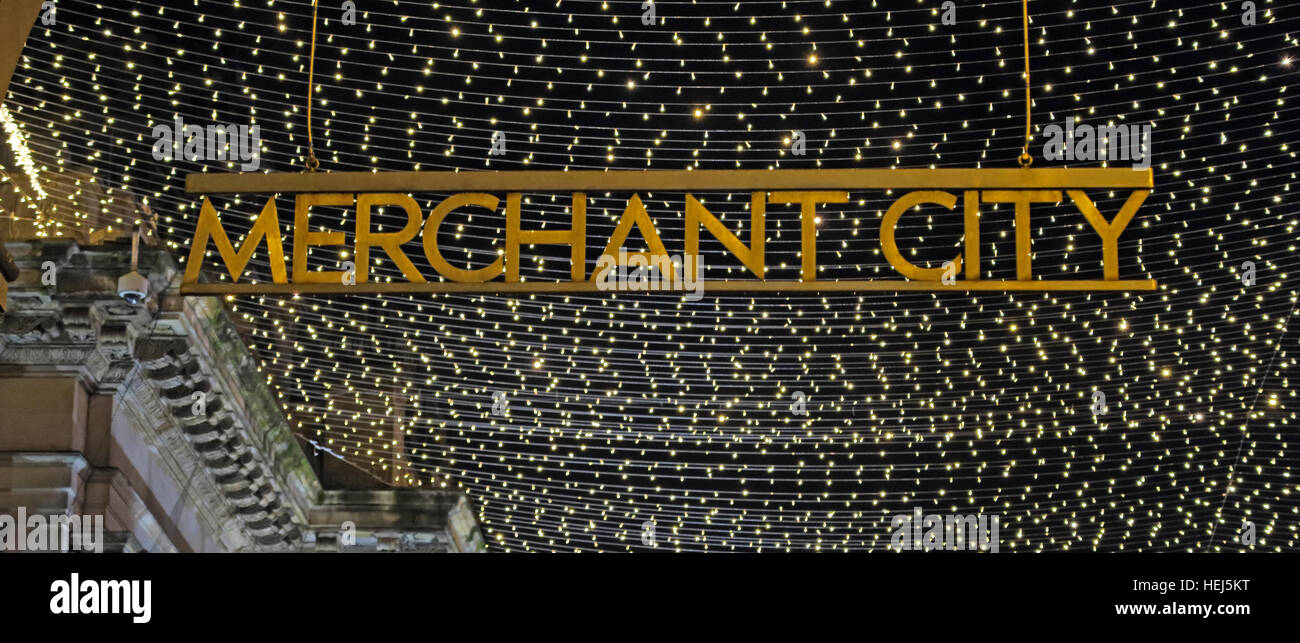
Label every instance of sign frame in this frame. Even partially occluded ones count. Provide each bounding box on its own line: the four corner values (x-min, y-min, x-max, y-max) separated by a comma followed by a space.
180, 168, 1156, 295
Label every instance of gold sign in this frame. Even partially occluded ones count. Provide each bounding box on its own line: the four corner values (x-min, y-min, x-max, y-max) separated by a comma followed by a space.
180, 168, 1155, 295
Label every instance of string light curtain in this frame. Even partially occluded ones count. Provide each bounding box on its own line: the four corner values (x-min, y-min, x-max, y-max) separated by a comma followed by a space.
4, 0, 1296, 551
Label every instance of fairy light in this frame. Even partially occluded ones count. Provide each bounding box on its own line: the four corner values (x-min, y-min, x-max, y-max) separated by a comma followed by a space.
4, 1, 1296, 552
0, 104, 49, 201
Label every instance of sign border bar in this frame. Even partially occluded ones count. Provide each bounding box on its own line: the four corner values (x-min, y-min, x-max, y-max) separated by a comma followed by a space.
180, 279, 1158, 296
186, 168, 1154, 194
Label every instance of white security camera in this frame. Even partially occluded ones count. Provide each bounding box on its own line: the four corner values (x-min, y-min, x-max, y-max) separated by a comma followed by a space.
117, 270, 149, 305
118, 224, 149, 305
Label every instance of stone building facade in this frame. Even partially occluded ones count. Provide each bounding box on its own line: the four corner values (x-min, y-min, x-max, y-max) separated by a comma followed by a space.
0, 239, 485, 552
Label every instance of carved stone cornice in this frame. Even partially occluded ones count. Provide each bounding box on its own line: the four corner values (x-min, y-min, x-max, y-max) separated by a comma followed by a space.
131, 332, 308, 549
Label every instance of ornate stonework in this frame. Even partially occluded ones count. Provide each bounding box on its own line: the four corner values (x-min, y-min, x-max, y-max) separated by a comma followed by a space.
1, 240, 317, 550
300, 490, 485, 553
1, 239, 483, 552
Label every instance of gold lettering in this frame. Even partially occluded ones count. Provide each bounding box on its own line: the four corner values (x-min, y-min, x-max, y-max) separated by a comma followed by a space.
1068, 189, 1149, 280
770, 190, 848, 282
421, 192, 505, 282
184, 196, 287, 284
293, 193, 352, 284
595, 193, 668, 280
980, 190, 1062, 280
355, 193, 426, 283
880, 191, 963, 281
506, 192, 587, 282
684, 192, 765, 279
964, 191, 980, 281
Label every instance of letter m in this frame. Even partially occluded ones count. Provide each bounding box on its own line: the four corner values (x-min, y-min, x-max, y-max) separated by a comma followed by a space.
100, 580, 128, 614
207, 125, 232, 161
184, 196, 287, 284
1095, 124, 1128, 162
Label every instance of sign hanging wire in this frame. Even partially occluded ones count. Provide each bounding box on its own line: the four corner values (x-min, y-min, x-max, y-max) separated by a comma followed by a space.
303, 0, 321, 172
1017, 0, 1034, 167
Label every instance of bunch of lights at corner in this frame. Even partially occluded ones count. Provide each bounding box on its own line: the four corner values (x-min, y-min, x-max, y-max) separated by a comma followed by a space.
3, 1, 1297, 552
2, 101, 136, 240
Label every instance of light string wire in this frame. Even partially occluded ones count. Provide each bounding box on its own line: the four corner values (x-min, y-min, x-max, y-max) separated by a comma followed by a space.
23, 4, 1286, 170
1208, 294, 1300, 546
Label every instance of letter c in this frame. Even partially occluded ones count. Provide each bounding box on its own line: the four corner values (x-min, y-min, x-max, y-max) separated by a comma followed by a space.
880, 190, 962, 281
422, 193, 505, 282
